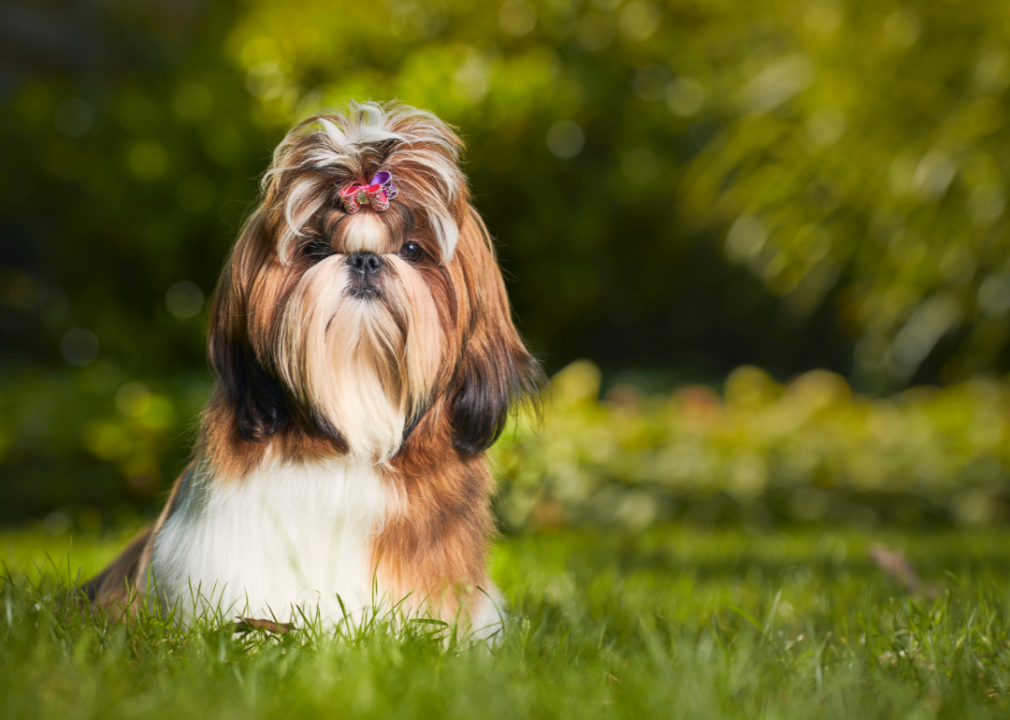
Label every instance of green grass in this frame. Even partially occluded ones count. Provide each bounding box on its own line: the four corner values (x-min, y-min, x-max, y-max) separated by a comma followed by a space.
3, 525, 1010, 718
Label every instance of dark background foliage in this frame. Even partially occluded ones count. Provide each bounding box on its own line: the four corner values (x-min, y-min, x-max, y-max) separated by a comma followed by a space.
2, 0, 1008, 525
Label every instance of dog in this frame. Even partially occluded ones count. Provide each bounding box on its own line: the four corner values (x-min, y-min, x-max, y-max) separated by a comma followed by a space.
83, 101, 544, 635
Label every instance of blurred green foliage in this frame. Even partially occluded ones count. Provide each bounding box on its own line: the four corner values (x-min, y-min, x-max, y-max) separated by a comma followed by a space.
3, 0, 1010, 520
493, 360, 1010, 529
678, 1, 1010, 392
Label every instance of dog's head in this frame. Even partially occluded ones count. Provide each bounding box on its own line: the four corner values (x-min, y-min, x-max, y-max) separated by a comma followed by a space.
206, 102, 543, 467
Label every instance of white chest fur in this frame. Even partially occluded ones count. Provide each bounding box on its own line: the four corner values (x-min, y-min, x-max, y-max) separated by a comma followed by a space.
148, 458, 394, 624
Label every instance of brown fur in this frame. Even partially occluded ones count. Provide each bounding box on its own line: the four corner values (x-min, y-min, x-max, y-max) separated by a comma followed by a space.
376, 411, 497, 618
371, 207, 538, 618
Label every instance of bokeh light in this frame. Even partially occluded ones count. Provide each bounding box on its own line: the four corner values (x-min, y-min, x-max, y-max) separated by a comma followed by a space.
165, 281, 204, 319
59, 329, 99, 366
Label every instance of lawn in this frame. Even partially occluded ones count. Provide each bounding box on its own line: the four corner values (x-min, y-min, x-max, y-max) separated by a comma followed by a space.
3, 524, 1010, 718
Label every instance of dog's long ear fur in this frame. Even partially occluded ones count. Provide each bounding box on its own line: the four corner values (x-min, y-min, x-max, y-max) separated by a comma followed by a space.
449, 208, 546, 454
207, 210, 291, 443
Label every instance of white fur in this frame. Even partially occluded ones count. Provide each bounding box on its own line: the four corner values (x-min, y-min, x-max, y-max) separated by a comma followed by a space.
342, 212, 388, 254
274, 256, 411, 461
147, 458, 505, 638
148, 458, 392, 624
272, 248, 443, 462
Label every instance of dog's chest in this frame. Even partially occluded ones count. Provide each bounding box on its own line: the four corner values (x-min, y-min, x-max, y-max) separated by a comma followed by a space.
149, 459, 393, 623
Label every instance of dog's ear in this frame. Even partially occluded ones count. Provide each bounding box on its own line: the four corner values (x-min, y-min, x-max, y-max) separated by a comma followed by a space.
207, 211, 291, 442
449, 209, 546, 454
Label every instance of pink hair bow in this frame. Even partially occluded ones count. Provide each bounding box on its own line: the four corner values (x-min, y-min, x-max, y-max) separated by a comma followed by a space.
339, 171, 399, 213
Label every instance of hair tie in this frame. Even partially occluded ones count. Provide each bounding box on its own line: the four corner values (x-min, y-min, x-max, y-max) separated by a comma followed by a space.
338, 171, 398, 213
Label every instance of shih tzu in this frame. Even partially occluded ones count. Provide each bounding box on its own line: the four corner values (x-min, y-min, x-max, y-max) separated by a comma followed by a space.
84, 101, 544, 635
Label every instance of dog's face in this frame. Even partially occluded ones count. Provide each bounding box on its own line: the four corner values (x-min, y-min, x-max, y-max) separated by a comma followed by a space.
205, 103, 543, 467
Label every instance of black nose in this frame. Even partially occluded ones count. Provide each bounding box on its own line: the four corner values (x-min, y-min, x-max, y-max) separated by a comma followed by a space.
347, 251, 383, 276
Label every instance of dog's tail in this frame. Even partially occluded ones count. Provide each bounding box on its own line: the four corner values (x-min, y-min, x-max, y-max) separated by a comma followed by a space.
79, 461, 194, 612
79, 528, 152, 606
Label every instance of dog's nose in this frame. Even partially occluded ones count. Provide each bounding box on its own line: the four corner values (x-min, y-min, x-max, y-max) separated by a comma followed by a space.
347, 251, 383, 276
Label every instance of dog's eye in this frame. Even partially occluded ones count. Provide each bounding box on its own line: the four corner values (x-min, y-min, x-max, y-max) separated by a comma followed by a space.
302, 238, 333, 261
399, 242, 424, 263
